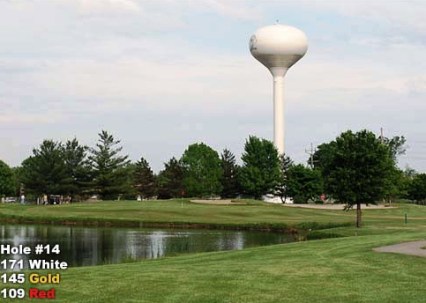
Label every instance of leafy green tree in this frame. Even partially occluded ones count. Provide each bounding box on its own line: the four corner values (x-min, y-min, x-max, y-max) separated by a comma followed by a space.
89, 130, 130, 200
181, 143, 222, 197
398, 167, 417, 200
239, 136, 280, 199
275, 154, 293, 203
381, 136, 406, 202
11, 166, 23, 196
407, 173, 426, 204
313, 141, 337, 172
383, 168, 405, 203
134, 157, 157, 199
382, 135, 406, 161
316, 134, 407, 205
286, 164, 323, 204
21, 140, 71, 196
403, 166, 417, 179
62, 138, 92, 201
157, 157, 186, 199
0, 160, 15, 197
317, 130, 395, 227
220, 149, 240, 198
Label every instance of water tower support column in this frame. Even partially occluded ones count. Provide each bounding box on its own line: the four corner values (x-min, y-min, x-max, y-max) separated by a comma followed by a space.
271, 67, 287, 155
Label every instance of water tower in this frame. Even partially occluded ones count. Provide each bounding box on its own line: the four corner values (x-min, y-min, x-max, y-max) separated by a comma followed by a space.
249, 24, 308, 154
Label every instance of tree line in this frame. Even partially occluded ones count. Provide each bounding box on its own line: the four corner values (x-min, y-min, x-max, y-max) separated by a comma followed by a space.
0, 129, 425, 209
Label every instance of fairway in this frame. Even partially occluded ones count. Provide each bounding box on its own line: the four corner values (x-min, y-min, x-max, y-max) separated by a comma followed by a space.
0, 201, 425, 302
0, 200, 355, 231
0, 200, 425, 236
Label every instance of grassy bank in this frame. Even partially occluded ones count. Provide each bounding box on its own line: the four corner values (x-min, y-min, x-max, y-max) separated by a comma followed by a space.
1, 200, 425, 302
3, 232, 426, 303
0, 199, 355, 232
1, 200, 424, 233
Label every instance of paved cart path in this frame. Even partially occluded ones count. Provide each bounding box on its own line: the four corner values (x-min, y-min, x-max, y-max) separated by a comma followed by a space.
373, 240, 426, 258
190, 199, 246, 205
283, 204, 395, 210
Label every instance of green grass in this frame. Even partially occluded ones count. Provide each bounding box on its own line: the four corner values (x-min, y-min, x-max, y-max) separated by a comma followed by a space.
1, 200, 425, 302
3, 233, 426, 303
0, 199, 355, 231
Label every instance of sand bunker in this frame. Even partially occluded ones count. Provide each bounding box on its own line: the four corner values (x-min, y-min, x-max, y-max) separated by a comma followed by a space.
190, 199, 246, 205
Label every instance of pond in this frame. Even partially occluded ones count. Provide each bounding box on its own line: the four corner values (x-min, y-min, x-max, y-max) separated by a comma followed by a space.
0, 224, 296, 268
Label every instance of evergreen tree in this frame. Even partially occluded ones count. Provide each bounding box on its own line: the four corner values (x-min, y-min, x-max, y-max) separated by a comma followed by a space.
157, 157, 185, 199
220, 149, 240, 198
21, 140, 71, 195
0, 160, 15, 197
239, 136, 280, 199
62, 138, 91, 201
134, 157, 157, 199
89, 130, 130, 200
275, 154, 293, 203
181, 143, 223, 197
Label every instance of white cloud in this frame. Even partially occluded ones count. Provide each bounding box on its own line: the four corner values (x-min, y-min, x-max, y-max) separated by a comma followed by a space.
197, 0, 262, 21
73, 0, 141, 13
298, 0, 426, 35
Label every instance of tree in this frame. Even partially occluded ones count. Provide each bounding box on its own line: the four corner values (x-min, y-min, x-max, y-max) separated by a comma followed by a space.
286, 164, 323, 204
239, 136, 280, 199
403, 166, 417, 179
275, 154, 293, 203
0, 160, 15, 197
118, 163, 138, 200
383, 135, 406, 161
220, 149, 240, 198
383, 167, 405, 204
89, 130, 130, 200
407, 174, 426, 204
312, 141, 337, 172
11, 166, 23, 196
316, 130, 395, 227
62, 138, 92, 201
316, 135, 407, 203
134, 157, 157, 199
381, 136, 406, 202
181, 143, 222, 197
157, 157, 186, 199
21, 140, 71, 196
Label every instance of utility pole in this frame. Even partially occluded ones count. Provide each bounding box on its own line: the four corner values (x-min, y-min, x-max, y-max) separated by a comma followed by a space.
380, 127, 384, 144
305, 143, 316, 168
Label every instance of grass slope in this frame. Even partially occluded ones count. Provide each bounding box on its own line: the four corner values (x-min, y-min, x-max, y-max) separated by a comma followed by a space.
4, 232, 426, 303
1, 201, 425, 302
1, 200, 424, 232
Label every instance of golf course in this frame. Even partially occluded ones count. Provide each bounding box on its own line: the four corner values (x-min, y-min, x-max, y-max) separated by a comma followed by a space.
0, 200, 425, 302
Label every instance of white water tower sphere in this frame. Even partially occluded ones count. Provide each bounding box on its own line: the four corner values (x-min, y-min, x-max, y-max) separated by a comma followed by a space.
249, 24, 308, 154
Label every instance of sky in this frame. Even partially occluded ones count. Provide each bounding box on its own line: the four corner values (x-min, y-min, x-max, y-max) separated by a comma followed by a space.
0, 0, 425, 172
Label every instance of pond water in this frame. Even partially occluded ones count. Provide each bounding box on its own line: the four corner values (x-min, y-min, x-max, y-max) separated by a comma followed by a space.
0, 224, 296, 268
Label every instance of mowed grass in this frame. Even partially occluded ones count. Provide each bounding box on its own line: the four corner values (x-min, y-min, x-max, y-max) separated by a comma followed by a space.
0, 200, 353, 232
1, 200, 425, 233
1, 201, 425, 302
4, 232, 426, 303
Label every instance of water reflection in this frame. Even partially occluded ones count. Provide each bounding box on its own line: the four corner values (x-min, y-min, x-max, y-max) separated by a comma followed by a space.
0, 224, 295, 268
